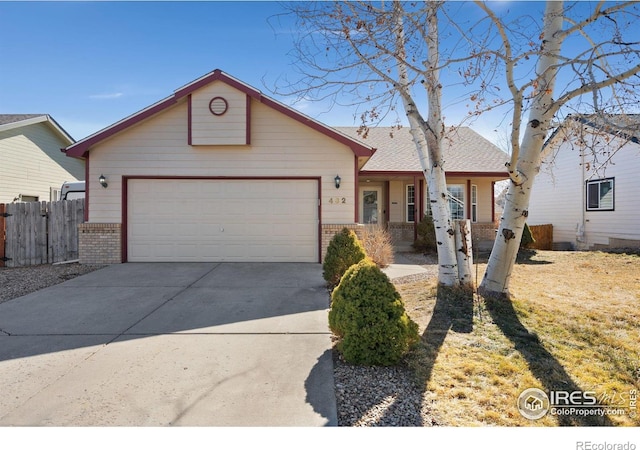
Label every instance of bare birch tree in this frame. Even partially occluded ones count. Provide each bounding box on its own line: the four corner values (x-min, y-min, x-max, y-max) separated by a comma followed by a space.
469, 1, 640, 296
275, 1, 464, 286
275, 1, 640, 293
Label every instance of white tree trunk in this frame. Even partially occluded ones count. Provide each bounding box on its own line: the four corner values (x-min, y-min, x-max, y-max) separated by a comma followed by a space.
480, 1, 565, 295
455, 219, 474, 288
393, 1, 460, 286
423, 142, 460, 286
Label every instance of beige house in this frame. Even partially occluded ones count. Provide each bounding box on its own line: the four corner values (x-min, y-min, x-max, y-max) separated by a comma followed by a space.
65, 70, 374, 264
64, 69, 508, 264
0, 114, 83, 203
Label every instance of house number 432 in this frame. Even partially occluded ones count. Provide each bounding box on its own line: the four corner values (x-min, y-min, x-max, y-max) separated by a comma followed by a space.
328, 197, 347, 204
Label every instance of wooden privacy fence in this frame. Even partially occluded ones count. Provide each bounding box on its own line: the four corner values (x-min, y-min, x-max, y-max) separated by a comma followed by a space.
528, 224, 553, 250
0, 199, 84, 267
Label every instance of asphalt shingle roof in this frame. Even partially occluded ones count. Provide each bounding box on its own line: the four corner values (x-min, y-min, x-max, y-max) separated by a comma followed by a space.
0, 114, 45, 126
335, 126, 509, 174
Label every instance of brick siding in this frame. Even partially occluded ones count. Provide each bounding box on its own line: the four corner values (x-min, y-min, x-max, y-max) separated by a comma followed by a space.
78, 223, 121, 264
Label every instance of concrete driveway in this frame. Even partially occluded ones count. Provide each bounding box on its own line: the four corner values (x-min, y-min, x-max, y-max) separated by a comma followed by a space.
0, 263, 336, 426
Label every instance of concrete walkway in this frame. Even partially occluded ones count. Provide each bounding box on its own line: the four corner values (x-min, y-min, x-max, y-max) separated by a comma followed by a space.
382, 253, 431, 280
0, 263, 336, 426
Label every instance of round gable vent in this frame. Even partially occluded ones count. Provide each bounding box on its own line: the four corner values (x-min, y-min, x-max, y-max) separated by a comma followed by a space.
209, 97, 228, 116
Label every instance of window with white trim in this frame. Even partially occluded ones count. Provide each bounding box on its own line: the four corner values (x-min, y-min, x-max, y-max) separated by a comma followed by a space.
448, 184, 465, 220
471, 185, 478, 222
586, 178, 614, 211
406, 184, 415, 223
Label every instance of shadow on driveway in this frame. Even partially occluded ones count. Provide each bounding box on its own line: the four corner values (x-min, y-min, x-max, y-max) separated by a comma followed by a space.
0, 262, 336, 426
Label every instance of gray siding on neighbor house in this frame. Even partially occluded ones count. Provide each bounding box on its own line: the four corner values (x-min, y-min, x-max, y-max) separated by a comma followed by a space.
528, 129, 640, 249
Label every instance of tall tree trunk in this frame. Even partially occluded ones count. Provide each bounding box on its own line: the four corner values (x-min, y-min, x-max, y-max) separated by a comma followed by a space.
455, 219, 474, 288
480, 1, 565, 296
393, 1, 460, 286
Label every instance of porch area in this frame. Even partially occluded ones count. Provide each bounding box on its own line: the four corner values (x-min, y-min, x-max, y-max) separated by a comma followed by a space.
357, 175, 500, 253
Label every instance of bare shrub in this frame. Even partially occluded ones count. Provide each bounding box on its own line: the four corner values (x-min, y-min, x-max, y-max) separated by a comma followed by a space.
360, 226, 395, 268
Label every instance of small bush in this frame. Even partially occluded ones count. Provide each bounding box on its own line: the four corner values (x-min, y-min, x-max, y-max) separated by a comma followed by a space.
413, 215, 437, 253
520, 222, 536, 249
360, 226, 395, 268
322, 228, 367, 289
329, 259, 419, 366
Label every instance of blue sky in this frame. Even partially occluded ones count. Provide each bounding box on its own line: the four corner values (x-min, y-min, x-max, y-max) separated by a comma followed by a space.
1, 1, 636, 148
0, 0, 520, 146
1, 1, 302, 140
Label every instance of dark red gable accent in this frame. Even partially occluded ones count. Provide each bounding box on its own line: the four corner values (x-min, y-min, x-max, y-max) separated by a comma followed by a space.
65, 69, 374, 158
174, 69, 262, 101
66, 97, 177, 158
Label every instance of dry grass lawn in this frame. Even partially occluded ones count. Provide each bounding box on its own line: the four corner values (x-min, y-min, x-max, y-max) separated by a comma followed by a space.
399, 250, 640, 426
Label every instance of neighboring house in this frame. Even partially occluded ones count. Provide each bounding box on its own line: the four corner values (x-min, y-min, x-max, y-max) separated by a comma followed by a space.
337, 127, 509, 246
528, 114, 640, 250
0, 114, 84, 203
63, 69, 508, 264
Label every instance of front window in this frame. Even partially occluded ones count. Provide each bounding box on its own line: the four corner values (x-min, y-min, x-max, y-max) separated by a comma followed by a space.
586, 178, 614, 211
448, 185, 465, 220
406, 184, 415, 223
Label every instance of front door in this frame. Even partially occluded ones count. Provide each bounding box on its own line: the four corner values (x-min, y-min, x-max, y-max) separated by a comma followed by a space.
360, 187, 382, 224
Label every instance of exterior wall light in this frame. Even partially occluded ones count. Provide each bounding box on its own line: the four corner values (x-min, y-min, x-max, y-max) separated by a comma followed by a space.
99, 174, 108, 188
334, 174, 341, 189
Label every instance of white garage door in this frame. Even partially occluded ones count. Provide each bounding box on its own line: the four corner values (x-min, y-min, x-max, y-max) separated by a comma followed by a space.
127, 179, 318, 262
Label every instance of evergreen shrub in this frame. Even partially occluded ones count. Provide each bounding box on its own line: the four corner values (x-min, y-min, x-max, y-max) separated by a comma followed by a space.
329, 259, 419, 366
413, 215, 437, 253
520, 222, 536, 249
322, 228, 366, 289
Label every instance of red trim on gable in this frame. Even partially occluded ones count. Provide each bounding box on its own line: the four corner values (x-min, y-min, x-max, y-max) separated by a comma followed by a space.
259, 96, 373, 157
64, 69, 374, 159
174, 69, 262, 101
66, 96, 177, 157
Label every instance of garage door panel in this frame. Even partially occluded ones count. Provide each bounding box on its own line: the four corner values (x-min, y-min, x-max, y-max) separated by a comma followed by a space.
127, 179, 318, 262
